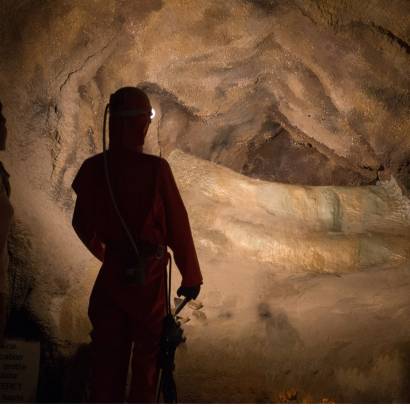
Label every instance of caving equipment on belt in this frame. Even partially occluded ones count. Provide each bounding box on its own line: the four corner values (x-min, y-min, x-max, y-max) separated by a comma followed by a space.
156, 255, 190, 404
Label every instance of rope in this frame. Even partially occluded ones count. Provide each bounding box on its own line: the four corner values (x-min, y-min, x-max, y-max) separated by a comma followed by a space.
102, 104, 141, 260
168, 254, 172, 315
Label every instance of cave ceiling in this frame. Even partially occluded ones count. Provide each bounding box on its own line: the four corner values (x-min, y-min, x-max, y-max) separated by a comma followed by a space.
0, 0, 409, 207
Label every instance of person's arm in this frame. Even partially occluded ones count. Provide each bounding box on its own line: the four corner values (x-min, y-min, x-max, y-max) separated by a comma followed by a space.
72, 161, 105, 262
72, 197, 105, 262
160, 159, 203, 290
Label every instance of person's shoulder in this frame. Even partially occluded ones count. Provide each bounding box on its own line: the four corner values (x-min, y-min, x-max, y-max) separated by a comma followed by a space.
82, 153, 104, 167
78, 153, 105, 174
72, 153, 103, 193
139, 153, 170, 169
139, 152, 162, 162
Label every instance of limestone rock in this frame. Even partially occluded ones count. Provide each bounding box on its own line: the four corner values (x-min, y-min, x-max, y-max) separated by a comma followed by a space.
0, 0, 409, 403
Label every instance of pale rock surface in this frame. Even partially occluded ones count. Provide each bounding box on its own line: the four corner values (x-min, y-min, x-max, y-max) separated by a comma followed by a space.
0, 0, 408, 403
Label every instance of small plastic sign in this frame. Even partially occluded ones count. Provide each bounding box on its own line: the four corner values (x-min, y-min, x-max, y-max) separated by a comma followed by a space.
0, 339, 40, 403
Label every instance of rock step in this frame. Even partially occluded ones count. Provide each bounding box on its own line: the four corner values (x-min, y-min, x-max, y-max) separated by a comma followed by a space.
198, 229, 410, 273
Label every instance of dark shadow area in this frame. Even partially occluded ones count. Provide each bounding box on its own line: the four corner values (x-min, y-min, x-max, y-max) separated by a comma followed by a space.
62, 343, 91, 403
5, 307, 65, 403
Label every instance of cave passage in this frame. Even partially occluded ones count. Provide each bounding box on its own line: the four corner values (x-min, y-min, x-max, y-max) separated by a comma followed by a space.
0, 0, 409, 404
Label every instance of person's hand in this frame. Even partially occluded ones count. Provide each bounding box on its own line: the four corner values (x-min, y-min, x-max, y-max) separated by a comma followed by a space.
177, 285, 201, 300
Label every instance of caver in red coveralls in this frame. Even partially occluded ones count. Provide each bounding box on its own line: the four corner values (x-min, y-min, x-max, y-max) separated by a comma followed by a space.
71, 87, 202, 403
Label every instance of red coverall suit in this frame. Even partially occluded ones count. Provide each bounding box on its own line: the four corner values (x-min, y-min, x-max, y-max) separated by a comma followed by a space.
72, 149, 202, 403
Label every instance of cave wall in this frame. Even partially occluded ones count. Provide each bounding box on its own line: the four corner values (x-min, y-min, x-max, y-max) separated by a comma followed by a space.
0, 0, 409, 403
1, 0, 409, 195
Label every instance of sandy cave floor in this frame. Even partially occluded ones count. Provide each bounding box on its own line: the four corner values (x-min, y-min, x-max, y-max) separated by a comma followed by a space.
170, 248, 410, 403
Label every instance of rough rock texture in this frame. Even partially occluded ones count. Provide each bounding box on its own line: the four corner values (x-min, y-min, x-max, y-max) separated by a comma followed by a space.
0, 0, 409, 403
1, 0, 409, 195
170, 150, 410, 272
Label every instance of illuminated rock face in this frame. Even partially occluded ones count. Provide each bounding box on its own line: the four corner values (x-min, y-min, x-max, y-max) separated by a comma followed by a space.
0, 0, 409, 403
1, 0, 409, 196
170, 149, 410, 270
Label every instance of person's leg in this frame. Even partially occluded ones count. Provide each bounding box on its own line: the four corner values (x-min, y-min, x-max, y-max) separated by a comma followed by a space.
127, 262, 168, 403
88, 298, 132, 403
128, 319, 162, 403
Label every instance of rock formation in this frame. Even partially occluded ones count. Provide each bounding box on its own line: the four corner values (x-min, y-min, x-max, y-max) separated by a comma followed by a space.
0, 0, 409, 403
